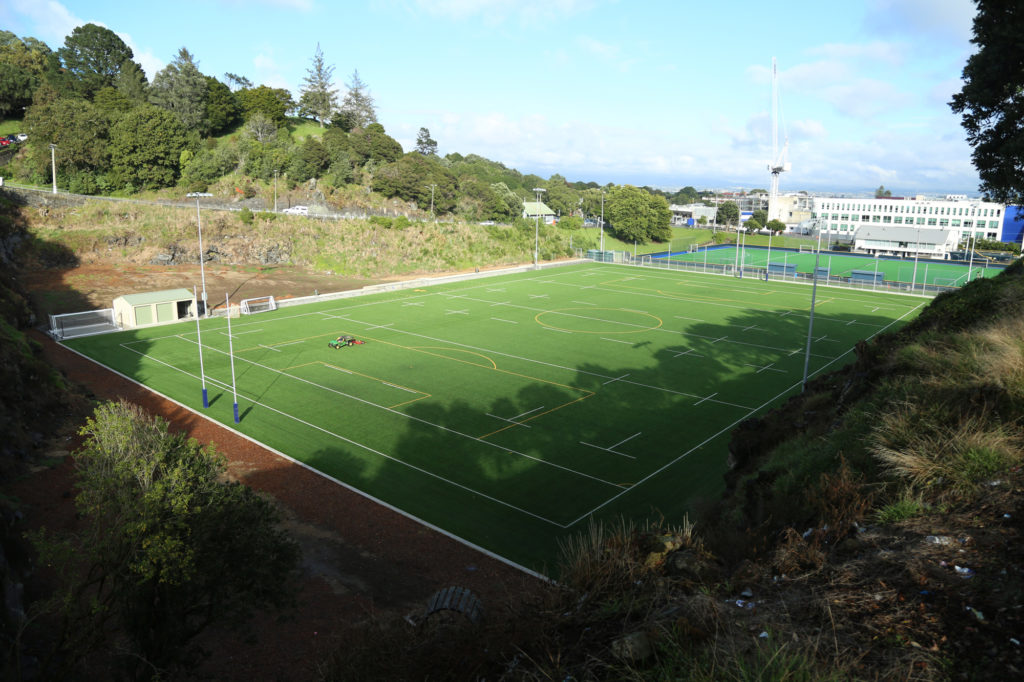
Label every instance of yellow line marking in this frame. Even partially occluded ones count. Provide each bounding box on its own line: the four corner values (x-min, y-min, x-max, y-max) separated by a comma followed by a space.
478, 393, 592, 439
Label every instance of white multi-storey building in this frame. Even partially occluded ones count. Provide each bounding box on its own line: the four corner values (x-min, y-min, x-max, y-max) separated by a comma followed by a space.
811, 195, 1005, 245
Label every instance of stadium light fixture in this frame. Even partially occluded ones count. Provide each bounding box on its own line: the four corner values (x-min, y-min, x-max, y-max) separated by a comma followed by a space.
187, 192, 213, 316
533, 187, 546, 268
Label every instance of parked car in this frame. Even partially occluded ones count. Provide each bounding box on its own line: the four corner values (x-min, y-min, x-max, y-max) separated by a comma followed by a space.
0, 139, 9, 147
479, 220, 496, 226
15, 133, 27, 142
2, 135, 15, 143
282, 205, 308, 215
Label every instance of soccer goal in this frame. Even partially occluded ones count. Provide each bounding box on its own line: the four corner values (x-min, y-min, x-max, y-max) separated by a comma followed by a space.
240, 295, 277, 315
49, 308, 119, 340
798, 245, 816, 254
934, 276, 963, 288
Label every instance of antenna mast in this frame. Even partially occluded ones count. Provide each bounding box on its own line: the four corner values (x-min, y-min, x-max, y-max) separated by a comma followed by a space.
768, 57, 790, 223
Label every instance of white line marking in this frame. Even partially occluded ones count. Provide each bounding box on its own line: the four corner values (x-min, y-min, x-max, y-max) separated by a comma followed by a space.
543, 327, 572, 333
383, 382, 417, 393
571, 300, 596, 306
603, 373, 630, 385
579, 441, 637, 460
491, 317, 518, 324
403, 301, 425, 307
325, 365, 352, 374
672, 348, 704, 358
258, 344, 281, 352
609, 432, 642, 450
674, 316, 705, 322
600, 337, 632, 345
276, 339, 305, 347
445, 309, 469, 315
694, 392, 718, 405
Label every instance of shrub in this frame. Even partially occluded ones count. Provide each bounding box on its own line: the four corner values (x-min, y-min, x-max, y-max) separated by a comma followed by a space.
239, 207, 254, 225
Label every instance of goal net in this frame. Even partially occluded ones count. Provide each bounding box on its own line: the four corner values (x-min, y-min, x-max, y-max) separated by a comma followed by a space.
49, 308, 119, 340
798, 245, 816, 253
240, 295, 277, 315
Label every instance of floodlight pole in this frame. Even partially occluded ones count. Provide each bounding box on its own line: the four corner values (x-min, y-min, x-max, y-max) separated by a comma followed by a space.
967, 232, 976, 282
49, 144, 57, 194
600, 190, 605, 252
427, 184, 436, 221
533, 187, 546, 268
187, 192, 213, 316
194, 285, 208, 408
226, 293, 240, 423
273, 170, 278, 212
917, 225, 925, 292
801, 245, 823, 391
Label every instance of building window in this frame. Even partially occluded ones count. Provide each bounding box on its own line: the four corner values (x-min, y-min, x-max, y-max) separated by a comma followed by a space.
894, 217, 903, 224
883, 216, 892, 223
939, 219, 949, 227
928, 218, 937, 226
917, 217, 926, 225
952, 219, 961, 227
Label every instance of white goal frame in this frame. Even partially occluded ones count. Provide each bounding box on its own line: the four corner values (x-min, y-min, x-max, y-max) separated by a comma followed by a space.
240, 295, 277, 315
798, 245, 816, 254
49, 308, 119, 339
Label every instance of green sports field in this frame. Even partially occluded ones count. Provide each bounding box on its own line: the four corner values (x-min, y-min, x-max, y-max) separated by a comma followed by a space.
665, 245, 1003, 286
65, 263, 926, 572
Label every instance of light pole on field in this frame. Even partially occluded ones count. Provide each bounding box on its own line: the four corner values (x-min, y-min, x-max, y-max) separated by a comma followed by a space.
911, 225, 921, 294
427, 184, 436, 221
49, 144, 57, 194
533, 187, 546, 268
600, 190, 605, 252
187, 192, 213, 316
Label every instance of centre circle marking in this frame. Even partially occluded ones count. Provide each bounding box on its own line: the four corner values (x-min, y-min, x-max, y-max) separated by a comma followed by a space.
535, 307, 663, 334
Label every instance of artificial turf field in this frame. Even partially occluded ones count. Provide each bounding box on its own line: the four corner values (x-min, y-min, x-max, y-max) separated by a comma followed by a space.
65, 262, 926, 573
664, 245, 1003, 286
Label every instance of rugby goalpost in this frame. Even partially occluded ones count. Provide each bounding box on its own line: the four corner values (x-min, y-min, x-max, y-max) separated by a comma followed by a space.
240, 295, 277, 315
798, 244, 816, 254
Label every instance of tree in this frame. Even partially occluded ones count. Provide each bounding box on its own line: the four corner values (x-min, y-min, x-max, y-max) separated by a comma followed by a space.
874, 184, 892, 198
243, 111, 278, 144
338, 69, 377, 129
224, 72, 253, 91
298, 44, 338, 127
92, 86, 134, 116
349, 122, 403, 166
766, 219, 786, 234
0, 30, 52, 116
55, 24, 134, 99
204, 76, 240, 134
114, 58, 149, 103
950, 2, 1024, 204
287, 137, 330, 182
33, 401, 299, 679
237, 85, 292, 124
744, 217, 762, 233
23, 96, 111, 178
697, 215, 708, 226
415, 127, 438, 156
751, 209, 768, 226
604, 185, 672, 244
109, 104, 196, 189
717, 201, 740, 226
149, 47, 210, 135
374, 152, 457, 213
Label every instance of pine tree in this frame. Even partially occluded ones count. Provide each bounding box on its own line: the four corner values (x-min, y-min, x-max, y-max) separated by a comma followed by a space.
149, 47, 209, 135
298, 44, 337, 127
415, 127, 438, 156
338, 69, 377, 129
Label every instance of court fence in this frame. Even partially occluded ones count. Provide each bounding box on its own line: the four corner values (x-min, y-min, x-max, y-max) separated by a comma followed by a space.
578, 248, 962, 297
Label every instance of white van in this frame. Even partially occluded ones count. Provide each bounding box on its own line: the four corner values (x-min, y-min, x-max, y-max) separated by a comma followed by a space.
282, 205, 308, 215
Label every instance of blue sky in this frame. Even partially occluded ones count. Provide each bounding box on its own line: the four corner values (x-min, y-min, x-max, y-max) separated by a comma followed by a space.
3, 0, 981, 195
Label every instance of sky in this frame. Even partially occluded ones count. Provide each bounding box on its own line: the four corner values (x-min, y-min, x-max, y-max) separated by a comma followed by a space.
2, 0, 983, 196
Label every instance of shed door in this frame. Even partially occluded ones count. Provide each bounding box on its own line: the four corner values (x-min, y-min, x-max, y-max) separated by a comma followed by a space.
156, 302, 174, 323
134, 305, 153, 326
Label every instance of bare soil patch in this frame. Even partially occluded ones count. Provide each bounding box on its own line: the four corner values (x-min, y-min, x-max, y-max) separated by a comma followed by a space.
19, 263, 389, 316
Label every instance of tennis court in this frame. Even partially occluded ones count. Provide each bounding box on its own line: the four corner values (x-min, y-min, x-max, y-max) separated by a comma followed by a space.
64, 262, 925, 572
665, 245, 1003, 287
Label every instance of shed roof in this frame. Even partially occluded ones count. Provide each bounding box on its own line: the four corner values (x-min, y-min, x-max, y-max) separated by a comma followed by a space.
116, 288, 195, 306
523, 201, 554, 216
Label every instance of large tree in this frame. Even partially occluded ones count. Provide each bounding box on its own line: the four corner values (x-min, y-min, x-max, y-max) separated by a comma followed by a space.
55, 23, 135, 99
237, 85, 292, 124
415, 127, 438, 156
113, 58, 149, 103
604, 185, 672, 244
33, 401, 298, 679
204, 75, 240, 134
109, 104, 196, 189
298, 44, 338, 127
338, 69, 377, 129
149, 47, 209, 135
349, 122, 403, 166
23, 96, 111, 177
0, 30, 52, 116
717, 201, 740, 226
373, 152, 457, 213
950, 1, 1024, 204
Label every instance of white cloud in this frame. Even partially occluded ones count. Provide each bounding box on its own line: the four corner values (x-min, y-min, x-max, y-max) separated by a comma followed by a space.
807, 40, 907, 66
252, 52, 292, 89
9, 0, 82, 45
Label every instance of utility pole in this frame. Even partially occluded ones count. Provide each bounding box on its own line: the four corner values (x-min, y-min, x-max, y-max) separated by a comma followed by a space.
533, 187, 546, 268
600, 190, 605, 252
427, 184, 436, 221
273, 169, 278, 212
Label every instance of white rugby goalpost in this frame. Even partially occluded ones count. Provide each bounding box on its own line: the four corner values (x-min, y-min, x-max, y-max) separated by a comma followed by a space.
240, 295, 277, 315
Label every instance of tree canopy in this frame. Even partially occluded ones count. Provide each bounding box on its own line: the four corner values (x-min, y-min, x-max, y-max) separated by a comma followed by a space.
109, 105, 196, 190
55, 23, 135, 99
298, 44, 337, 127
339, 69, 377, 129
33, 401, 299, 678
415, 127, 438, 156
149, 47, 209, 135
604, 185, 671, 244
950, 0, 1024, 204
717, 201, 740, 226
